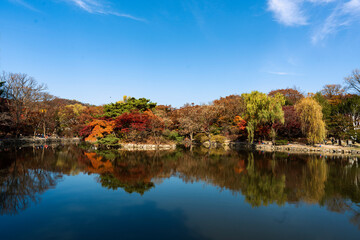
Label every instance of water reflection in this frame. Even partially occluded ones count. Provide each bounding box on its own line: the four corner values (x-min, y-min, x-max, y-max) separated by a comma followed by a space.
0, 145, 359, 229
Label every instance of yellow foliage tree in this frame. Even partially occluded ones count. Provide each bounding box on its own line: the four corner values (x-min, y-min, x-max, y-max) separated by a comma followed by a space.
295, 97, 326, 144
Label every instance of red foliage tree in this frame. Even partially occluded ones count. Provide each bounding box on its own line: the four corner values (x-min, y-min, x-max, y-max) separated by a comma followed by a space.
273, 106, 303, 139
114, 111, 151, 142
115, 112, 150, 133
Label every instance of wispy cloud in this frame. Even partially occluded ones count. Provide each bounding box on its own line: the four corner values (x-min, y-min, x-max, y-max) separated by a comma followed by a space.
312, 0, 360, 43
267, 0, 307, 26
65, 0, 146, 22
7, 0, 40, 12
267, 0, 360, 43
268, 71, 295, 76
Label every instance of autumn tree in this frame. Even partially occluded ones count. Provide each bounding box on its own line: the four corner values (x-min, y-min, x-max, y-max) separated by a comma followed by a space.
295, 97, 326, 144
84, 119, 115, 142
197, 105, 218, 141
213, 95, 245, 135
273, 106, 302, 139
242, 91, 285, 143
153, 105, 174, 130
1, 72, 47, 137
27, 93, 56, 137
58, 104, 86, 136
114, 112, 151, 142
234, 116, 247, 139
321, 84, 345, 105
344, 69, 360, 93
176, 104, 202, 142
59, 104, 104, 137
234, 116, 246, 132
268, 88, 303, 106
146, 110, 165, 144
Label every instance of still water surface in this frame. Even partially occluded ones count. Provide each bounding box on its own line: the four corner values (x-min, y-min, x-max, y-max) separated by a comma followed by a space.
0, 144, 359, 240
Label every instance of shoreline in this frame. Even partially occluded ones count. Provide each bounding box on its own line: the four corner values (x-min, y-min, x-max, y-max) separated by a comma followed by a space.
2, 137, 360, 157
0, 137, 81, 147
228, 142, 360, 156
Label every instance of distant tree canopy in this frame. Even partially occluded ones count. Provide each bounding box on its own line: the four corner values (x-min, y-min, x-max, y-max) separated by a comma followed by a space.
103, 97, 157, 118
268, 88, 303, 106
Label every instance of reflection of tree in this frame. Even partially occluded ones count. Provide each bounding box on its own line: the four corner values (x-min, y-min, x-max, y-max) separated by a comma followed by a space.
324, 160, 360, 203
99, 174, 154, 195
2, 144, 360, 230
0, 167, 58, 215
238, 153, 287, 207
81, 150, 180, 195
0, 145, 85, 215
323, 159, 360, 229
298, 158, 328, 203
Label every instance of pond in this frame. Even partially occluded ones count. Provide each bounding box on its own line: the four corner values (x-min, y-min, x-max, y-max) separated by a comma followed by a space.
0, 144, 359, 240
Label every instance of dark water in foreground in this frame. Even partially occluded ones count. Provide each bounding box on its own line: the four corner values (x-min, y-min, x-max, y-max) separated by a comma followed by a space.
0, 145, 359, 240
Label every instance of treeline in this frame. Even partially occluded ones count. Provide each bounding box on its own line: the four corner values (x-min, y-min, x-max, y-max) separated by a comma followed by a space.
1, 69, 360, 145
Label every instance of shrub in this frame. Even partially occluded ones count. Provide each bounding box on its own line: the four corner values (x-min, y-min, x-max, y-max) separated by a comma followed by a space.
275, 139, 288, 145
211, 135, 227, 144
96, 135, 120, 148
194, 133, 209, 143
175, 136, 184, 143
163, 130, 184, 144
164, 130, 179, 140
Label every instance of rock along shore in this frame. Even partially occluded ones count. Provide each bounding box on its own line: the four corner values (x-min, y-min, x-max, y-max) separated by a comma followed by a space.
228, 142, 360, 156
119, 143, 177, 151
0, 137, 81, 147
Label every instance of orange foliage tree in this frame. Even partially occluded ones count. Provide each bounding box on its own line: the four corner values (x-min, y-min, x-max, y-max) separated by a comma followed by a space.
84, 119, 115, 142
234, 116, 246, 131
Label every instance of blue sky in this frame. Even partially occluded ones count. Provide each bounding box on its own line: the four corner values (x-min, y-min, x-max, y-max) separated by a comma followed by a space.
0, 0, 359, 107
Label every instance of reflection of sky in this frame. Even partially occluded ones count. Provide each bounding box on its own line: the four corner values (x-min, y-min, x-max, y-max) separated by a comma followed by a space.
1, 174, 359, 240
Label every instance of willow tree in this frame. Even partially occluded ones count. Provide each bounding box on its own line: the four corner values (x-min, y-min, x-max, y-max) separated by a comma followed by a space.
242, 91, 285, 143
295, 97, 326, 144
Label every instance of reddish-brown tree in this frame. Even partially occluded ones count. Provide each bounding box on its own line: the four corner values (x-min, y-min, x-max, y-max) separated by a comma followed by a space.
273, 106, 303, 139
268, 88, 304, 106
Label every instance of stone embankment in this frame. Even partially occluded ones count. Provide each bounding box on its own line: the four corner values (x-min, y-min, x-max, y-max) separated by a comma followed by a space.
119, 144, 176, 151
228, 142, 360, 155
0, 137, 81, 147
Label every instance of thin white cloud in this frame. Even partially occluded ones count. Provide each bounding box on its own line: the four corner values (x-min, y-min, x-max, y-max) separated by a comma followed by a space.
268, 71, 295, 76
312, 0, 360, 43
268, 0, 360, 43
109, 12, 147, 22
268, 0, 307, 26
7, 0, 40, 12
65, 0, 146, 22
